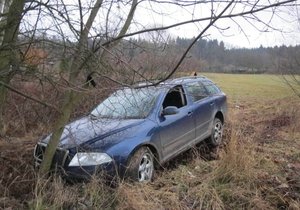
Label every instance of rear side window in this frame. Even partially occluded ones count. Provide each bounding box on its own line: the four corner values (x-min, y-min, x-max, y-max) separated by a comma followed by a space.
185, 81, 208, 102
203, 81, 221, 95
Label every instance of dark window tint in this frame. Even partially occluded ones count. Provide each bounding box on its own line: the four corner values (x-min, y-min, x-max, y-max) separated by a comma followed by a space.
203, 81, 221, 95
163, 86, 187, 109
185, 81, 208, 102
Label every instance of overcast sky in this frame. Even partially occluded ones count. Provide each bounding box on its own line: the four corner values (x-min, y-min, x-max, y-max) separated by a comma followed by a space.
23, 0, 300, 49
135, 0, 300, 48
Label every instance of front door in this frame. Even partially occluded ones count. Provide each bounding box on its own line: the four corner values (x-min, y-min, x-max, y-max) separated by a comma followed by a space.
158, 85, 195, 161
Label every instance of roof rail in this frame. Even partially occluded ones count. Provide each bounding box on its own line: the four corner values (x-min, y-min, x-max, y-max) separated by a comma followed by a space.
170, 75, 207, 81
132, 75, 208, 87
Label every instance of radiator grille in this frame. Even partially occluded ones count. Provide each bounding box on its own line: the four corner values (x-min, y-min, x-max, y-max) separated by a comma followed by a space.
34, 143, 69, 169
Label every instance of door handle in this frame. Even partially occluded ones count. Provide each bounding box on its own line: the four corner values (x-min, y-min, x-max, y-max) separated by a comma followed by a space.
187, 111, 193, 116
210, 102, 214, 106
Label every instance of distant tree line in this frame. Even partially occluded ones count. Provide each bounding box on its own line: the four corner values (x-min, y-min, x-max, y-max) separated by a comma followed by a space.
120, 37, 300, 74
16, 34, 300, 77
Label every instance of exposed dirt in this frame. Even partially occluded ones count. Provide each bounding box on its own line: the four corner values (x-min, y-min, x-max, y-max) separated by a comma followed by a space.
259, 114, 294, 145
271, 115, 291, 128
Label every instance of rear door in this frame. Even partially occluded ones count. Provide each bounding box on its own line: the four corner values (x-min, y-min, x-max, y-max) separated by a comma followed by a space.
184, 81, 214, 142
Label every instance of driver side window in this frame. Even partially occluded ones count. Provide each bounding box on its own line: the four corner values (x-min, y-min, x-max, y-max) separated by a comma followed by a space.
162, 86, 187, 109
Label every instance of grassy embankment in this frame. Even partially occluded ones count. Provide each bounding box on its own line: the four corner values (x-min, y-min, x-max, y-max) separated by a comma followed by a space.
1, 73, 299, 209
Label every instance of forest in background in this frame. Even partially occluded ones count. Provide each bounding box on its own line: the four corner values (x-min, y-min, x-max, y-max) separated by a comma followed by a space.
23, 34, 300, 80
123, 37, 300, 74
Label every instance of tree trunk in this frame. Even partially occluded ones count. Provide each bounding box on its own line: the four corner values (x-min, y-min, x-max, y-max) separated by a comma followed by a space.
39, 90, 81, 174
0, 0, 25, 136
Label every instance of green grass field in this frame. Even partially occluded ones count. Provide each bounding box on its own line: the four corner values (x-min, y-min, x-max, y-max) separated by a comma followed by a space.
202, 73, 298, 101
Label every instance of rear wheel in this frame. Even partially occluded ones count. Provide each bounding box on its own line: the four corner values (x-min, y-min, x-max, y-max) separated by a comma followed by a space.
126, 147, 154, 182
208, 118, 223, 147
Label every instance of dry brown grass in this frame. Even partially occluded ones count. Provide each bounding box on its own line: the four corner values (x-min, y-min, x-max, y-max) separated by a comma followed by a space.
1, 98, 299, 209
1, 74, 300, 209
29, 175, 116, 209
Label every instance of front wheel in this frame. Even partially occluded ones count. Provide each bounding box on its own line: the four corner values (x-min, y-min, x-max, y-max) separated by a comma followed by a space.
125, 147, 154, 182
208, 118, 224, 147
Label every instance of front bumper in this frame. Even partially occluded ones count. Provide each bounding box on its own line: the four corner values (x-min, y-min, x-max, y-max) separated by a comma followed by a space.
63, 163, 117, 181
33, 143, 118, 181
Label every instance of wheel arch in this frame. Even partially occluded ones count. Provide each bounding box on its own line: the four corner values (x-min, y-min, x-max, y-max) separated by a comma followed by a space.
127, 142, 160, 167
215, 111, 224, 124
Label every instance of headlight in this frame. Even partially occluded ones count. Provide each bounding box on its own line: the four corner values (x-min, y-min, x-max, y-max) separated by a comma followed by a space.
68, 152, 112, 167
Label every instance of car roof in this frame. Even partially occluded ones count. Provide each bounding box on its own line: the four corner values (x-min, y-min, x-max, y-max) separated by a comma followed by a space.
134, 76, 213, 88
165, 76, 213, 85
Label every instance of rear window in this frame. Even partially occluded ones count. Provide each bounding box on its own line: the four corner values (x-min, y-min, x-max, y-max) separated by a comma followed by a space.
185, 81, 208, 102
203, 81, 221, 95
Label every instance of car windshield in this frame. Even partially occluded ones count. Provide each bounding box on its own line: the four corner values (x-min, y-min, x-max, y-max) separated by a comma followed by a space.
91, 87, 160, 119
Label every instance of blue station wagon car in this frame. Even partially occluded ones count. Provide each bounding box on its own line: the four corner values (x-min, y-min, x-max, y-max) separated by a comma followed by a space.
34, 76, 227, 182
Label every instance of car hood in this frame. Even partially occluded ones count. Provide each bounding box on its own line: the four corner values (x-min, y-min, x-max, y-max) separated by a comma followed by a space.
41, 116, 145, 149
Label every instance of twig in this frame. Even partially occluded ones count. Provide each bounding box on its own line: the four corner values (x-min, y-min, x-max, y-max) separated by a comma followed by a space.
0, 81, 61, 113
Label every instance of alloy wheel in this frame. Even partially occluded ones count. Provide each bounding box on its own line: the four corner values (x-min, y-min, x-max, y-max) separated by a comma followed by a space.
138, 153, 154, 182
214, 120, 223, 144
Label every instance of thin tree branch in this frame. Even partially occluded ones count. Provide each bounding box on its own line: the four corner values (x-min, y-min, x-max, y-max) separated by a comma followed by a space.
138, 0, 235, 87
102, 0, 296, 47
0, 81, 61, 112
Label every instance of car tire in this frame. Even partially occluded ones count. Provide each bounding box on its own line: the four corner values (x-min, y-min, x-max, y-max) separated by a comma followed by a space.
208, 118, 224, 147
126, 147, 154, 182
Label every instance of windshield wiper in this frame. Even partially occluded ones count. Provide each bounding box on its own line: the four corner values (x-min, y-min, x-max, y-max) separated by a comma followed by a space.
90, 113, 98, 120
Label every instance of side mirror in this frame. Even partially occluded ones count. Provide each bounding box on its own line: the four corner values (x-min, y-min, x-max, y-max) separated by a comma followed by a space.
162, 106, 179, 116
